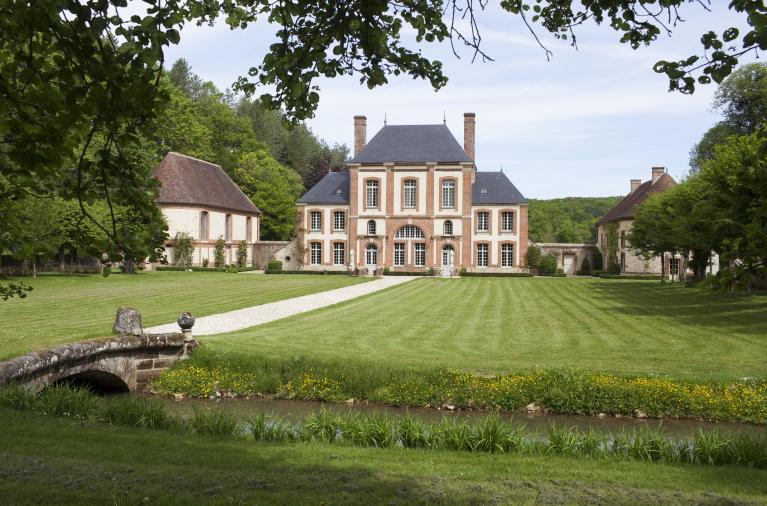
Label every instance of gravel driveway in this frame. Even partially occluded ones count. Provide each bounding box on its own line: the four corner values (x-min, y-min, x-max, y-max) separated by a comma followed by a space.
145, 276, 416, 335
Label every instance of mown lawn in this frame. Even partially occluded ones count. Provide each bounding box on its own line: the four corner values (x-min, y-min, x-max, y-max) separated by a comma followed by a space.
1, 409, 765, 505
0, 272, 369, 360
203, 277, 767, 381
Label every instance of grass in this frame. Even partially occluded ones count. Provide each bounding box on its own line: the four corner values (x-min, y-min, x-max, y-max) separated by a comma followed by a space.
1, 407, 767, 504
0, 271, 368, 359
202, 277, 767, 381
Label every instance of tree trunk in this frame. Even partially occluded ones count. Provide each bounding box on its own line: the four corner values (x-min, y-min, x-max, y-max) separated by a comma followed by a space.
660, 252, 666, 283
123, 259, 135, 274
32, 259, 37, 278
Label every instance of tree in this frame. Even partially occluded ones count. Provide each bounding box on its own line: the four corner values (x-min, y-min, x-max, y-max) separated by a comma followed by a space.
528, 197, 621, 243
690, 63, 767, 172
526, 244, 542, 273
629, 193, 679, 283
233, 150, 305, 240
305, 145, 349, 189
168, 59, 205, 101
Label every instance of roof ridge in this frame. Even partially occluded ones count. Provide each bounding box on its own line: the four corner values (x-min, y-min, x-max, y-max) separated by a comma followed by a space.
166, 151, 222, 169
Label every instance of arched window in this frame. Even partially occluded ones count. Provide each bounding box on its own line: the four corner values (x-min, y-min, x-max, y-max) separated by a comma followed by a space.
443, 220, 453, 236
395, 225, 425, 239
365, 244, 378, 266
367, 220, 377, 236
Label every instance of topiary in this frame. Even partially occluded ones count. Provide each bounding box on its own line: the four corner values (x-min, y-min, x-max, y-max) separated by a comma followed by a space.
266, 259, 282, 273
538, 254, 558, 276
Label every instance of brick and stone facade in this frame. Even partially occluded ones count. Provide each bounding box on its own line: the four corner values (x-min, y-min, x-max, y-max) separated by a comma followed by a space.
297, 114, 529, 274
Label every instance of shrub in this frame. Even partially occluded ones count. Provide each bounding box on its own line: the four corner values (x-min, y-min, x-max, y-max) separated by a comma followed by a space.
170, 232, 194, 269
579, 257, 591, 275
608, 261, 621, 275
266, 259, 282, 273
383, 266, 390, 274
214, 237, 226, 269
592, 249, 603, 271
526, 244, 542, 271
236, 241, 248, 268
202, 258, 209, 268
538, 254, 558, 276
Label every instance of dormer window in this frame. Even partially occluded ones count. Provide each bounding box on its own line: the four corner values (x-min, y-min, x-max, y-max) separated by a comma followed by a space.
335, 189, 342, 195
480, 188, 488, 196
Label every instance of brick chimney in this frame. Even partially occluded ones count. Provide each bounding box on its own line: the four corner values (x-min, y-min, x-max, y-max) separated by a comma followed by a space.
630, 179, 642, 193
354, 115, 367, 157
463, 112, 475, 160
651, 166, 665, 184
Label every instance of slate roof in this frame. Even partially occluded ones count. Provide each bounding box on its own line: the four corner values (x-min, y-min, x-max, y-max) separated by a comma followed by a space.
297, 171, 350, 204
596, 173, 676, 225
472, 171, 528, 205
350, 124, 471, 164
152, 152, 260, 215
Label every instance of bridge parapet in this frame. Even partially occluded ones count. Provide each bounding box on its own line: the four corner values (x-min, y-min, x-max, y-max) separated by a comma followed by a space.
0, 308, 198, 393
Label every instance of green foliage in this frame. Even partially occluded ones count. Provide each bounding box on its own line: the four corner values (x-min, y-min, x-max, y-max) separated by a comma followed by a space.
233, 150, 304, 240
202, 258, 209, 268
214, 237, 226, 270
690, 63, 767, 173
266, 260, 283, 273
538, 254, 558, 275
170, 232, 194, 269
529, 197, 621, 243
579, 257, 591, 275
525, 244, 542, 270
153, 354, 767, 424
592, 249, 603, 271
602, 222, 620, 273
0, 282, 32, 301
236, 241, 248, 268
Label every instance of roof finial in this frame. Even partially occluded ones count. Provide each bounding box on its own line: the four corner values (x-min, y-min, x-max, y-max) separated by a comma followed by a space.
443, 110, 446, 125
384, 112, 387, 126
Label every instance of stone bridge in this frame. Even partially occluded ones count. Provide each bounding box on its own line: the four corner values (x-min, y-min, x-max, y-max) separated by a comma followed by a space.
0, 308, 198, 393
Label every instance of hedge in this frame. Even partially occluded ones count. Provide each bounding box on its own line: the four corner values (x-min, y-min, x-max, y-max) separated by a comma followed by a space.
460, 272, 534, 278
599, 274, 660, 280
154, 266, 258, 273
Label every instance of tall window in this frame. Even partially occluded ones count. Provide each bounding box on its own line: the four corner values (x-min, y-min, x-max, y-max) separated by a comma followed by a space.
367, 220, 377, 236
441, 179, 455, 208
501, 212, 514, 232
333, 242, 345, 265
394, 243, 405, 266
669, 257, 680, 276
333, 211, 345, 231
246, 217, 252, 242
366, 180, 379, 208
501, 244, 514, 267
200, 211, 208, 240
365, 244, 378, 266
310, 211, 322, 231
310, 243, 322, 265
225, 214, 232, 241
620, 230, 626, 248
403, 180, 417, 209
443, 220, 453, 236
414, 243, 426, 267
477, 211, 489, 232
395, 225, 425, 239
477, 243, 489, 267
620, 252, 626, 272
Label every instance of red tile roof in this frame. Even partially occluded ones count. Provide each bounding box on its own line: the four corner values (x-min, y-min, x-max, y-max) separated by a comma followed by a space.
597, 173, 676, 225
152, 152, 260, 215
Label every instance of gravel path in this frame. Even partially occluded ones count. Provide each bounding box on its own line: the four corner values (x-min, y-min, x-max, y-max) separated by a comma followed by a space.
145, 276, 417, 336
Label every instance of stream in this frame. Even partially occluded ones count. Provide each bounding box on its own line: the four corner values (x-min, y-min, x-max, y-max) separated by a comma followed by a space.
148, 396, 767, 437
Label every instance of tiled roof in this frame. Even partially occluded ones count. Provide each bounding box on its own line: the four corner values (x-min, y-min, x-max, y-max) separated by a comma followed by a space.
350, 124, 471, 164
152, 152, 260, 214
297, 171, 350, 204
472, 171, 528, 205
596, 173, 676, 225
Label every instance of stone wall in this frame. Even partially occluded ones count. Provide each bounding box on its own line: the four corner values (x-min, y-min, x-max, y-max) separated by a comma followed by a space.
537, 243, 599, 275
252, 241, 291, 269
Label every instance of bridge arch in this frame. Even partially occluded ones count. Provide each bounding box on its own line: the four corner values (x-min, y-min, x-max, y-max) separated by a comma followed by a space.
52, 369, 130, 394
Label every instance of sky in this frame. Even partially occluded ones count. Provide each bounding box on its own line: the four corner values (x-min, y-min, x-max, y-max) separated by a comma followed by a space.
162, 2, 757, 199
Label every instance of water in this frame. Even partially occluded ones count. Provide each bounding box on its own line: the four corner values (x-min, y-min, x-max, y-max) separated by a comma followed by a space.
149, 395, 767, 438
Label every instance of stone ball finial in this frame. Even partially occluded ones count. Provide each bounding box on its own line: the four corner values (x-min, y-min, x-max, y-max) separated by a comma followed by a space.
113, 306, 143, 336
177, 312, 195, 331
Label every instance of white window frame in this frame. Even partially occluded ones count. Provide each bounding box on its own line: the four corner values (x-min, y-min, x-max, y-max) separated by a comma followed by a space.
441, 180, 455, 208
365, 180, 379, 208
443, 220, 453, 236
477, 243, 489, 267
477, 212, 489, 232
225, 214, 232, 241
310, 211, 322, 232
403, 179, 417, 209
310, 242, 322, 265
367, 220, 377, 236
395, 225, 425, 239
393, 243, 405, 267
414, 243, 426, 267
501, 212, 514, 232
501, 244, 513, 267
669, 257, 680, 276
333, 242, 345, 265
333, 211, 345, 232
200, 211, 208, 241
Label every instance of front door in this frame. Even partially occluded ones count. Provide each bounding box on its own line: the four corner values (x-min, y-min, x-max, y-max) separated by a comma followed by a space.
365, 245, 378, 274
563, 254, 575, 276
441, 246, 453, 277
